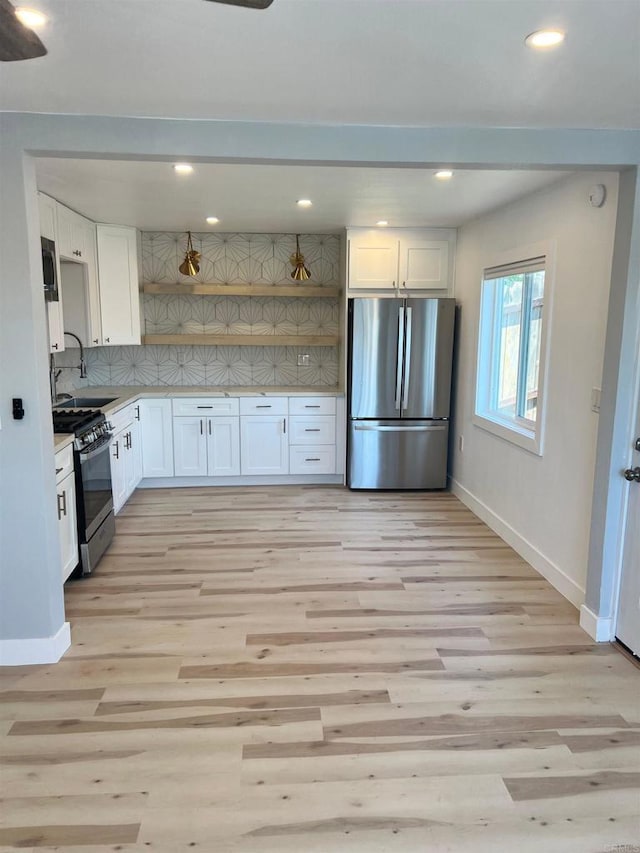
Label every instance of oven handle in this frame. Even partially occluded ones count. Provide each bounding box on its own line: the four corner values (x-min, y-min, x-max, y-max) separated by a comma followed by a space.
79, 435, 113, 462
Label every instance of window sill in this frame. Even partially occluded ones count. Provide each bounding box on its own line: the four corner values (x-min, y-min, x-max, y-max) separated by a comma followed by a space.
472, 411, 543, 456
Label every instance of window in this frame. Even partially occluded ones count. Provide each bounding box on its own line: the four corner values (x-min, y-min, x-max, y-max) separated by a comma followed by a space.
475, 249, 551, 455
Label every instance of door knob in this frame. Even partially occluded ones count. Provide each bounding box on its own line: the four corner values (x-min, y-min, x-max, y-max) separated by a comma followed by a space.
624, 466, 640, 482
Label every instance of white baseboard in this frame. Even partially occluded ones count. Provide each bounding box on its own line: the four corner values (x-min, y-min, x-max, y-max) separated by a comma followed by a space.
0, 621, 70, 666
450, 478, 584, 608
579, 604, 614, 642
139, 474, 343, 489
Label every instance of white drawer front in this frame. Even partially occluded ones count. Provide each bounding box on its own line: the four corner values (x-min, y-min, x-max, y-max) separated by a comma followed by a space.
290, 446, 336, 475
55, 445, 74, 484
289, 396, 337, 415
289, 415, 335, 445
172, 397, 239, 417
109, 404, 135, 433
240, 397, 288, 416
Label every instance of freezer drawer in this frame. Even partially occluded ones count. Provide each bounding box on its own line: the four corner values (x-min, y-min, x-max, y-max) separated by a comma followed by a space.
348, 420, 449, 490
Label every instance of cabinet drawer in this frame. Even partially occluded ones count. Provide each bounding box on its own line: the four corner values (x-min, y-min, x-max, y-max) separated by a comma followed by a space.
290, 446, 336, 475
289, 415, 335, 445
55, 445, 74, 484
109, 404, 135, 433
240, 397, 288, 416
289, 396, 337, 415
173, 397, 239, 417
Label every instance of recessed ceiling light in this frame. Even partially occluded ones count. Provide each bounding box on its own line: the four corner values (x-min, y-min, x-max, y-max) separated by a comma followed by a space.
14, 7, 47, 28
205, 217, 220, 225
376, 220, 389, 227
297, 199, 313, 208
434, 170, 453, 180
525, 29, 565, 49
173, 163, 193, 175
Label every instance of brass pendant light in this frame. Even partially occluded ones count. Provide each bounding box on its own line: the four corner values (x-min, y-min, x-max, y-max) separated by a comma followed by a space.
178, 231, 201, 277
290, 234, 311, 281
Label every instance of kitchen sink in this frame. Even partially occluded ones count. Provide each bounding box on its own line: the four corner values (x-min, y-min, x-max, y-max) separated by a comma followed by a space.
54, 396, 118, 408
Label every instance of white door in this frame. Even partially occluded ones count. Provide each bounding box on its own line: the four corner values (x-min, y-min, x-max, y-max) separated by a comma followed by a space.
96, 224, 141, 346
139, 399, 174, 478
81, 219, 102, 346
174, 417, 208, 477
57, 204, 86, 261
399, 239, 450, 291
348, 233, 398, 290
240, 416, 289, 475
616, 392, 640, 654
57, 471, 78, 581
207, 417, 240, 476
110, 432, 128, 514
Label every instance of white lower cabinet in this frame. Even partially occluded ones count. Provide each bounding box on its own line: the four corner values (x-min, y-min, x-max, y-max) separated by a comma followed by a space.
174, 415, 240, 477
110, 406, 143, 513
240, 415, 289, 476
55, 446, 78, 581
139, 399, 174, 478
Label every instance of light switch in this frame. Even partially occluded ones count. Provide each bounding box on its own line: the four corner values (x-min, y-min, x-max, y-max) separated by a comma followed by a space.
297, 353, 310, 367
591, 387, 601, 413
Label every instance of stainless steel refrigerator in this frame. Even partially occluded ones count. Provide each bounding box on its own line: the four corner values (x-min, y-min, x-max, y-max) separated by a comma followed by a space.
347, 297, 455, 489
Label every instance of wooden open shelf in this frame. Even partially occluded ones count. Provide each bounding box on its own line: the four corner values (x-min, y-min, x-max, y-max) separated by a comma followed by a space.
143, 283, 340, 298
142, 334, 340, 347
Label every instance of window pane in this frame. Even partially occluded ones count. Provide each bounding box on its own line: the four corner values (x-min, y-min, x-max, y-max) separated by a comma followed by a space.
524, 270, 545, 422
496, 275, 523, 418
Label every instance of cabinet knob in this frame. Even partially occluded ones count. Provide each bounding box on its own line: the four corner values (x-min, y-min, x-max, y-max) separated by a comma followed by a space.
105, 337, 110, 343
93, 338, 99, 345
52, 343, 58, 350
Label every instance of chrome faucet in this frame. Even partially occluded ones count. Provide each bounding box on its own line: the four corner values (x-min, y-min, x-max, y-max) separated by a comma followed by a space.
49, 331, 88, 403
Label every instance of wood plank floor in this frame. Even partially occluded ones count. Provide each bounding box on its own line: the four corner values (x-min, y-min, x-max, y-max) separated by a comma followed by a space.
1, 485, 639, 852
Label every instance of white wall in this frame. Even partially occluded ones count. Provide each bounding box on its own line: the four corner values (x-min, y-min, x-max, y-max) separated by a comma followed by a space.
451, 172, 619, 606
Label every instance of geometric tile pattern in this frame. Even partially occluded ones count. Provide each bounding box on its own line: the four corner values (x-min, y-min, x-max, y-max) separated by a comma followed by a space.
67, 231, 342, 389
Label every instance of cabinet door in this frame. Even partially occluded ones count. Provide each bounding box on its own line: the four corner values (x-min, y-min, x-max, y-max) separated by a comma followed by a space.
207, 417, 240, 476
57, 204, 86, 261
129, 418, 143, 489
57, 471, 78, 581
110, 433, 127, 514
139, 399, 174, 478
240, 416, 289, 476
96, 224, 141, 346
348, 233, 398, 290
81, 219, 102, 345
398, 239, 449, 291
173, 417, 208, 477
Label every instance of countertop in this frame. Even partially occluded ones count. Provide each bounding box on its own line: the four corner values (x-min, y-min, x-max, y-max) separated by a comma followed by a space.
58, 386, 344, 418
54, 433, 74, 452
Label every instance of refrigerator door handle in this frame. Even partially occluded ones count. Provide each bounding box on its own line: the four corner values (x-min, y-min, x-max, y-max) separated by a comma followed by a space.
353, 424, 447, 432
394, 307, 405, 410
401, 306, 413, 410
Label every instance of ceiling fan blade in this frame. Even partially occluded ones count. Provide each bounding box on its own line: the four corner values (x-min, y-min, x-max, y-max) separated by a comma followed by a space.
0, 0, 47, 61
204, 0, 274, 8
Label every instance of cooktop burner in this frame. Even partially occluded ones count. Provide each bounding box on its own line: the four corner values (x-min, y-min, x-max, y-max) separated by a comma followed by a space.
52, 409, 105, 435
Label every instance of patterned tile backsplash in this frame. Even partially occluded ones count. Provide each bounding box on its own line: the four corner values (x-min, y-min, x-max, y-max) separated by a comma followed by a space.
57, 232, 342, 390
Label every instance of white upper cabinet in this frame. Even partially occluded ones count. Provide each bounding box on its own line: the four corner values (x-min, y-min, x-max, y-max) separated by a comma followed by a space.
57, 206, 102, 347
37, 193, 65, 354
96, 224, 141, 346
398, 238, 450, 291
347, 228, 455, 294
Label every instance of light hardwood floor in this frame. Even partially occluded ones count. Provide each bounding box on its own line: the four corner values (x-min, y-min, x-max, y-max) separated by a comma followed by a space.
1, 486, 639, 852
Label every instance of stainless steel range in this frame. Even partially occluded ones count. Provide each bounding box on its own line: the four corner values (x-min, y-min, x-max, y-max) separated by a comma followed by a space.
52, 409, 115, 575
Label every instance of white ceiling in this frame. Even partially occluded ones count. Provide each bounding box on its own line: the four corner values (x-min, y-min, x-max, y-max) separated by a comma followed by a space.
2, 1, 639, 129
34, 158, 572, 231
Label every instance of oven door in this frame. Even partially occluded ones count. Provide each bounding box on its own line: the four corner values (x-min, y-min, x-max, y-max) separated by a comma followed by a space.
77, 435, 114, 540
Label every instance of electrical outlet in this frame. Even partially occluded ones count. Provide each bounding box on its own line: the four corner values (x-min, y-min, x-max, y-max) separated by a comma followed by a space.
458, 435, 464, 452
591, 387, 601, 414
297, 353, 310, 367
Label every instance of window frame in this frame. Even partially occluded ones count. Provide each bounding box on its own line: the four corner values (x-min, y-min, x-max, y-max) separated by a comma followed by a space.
473, 241, 555, 456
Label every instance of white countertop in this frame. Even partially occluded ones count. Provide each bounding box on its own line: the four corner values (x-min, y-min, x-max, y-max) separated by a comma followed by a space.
59, 385, 344, 418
